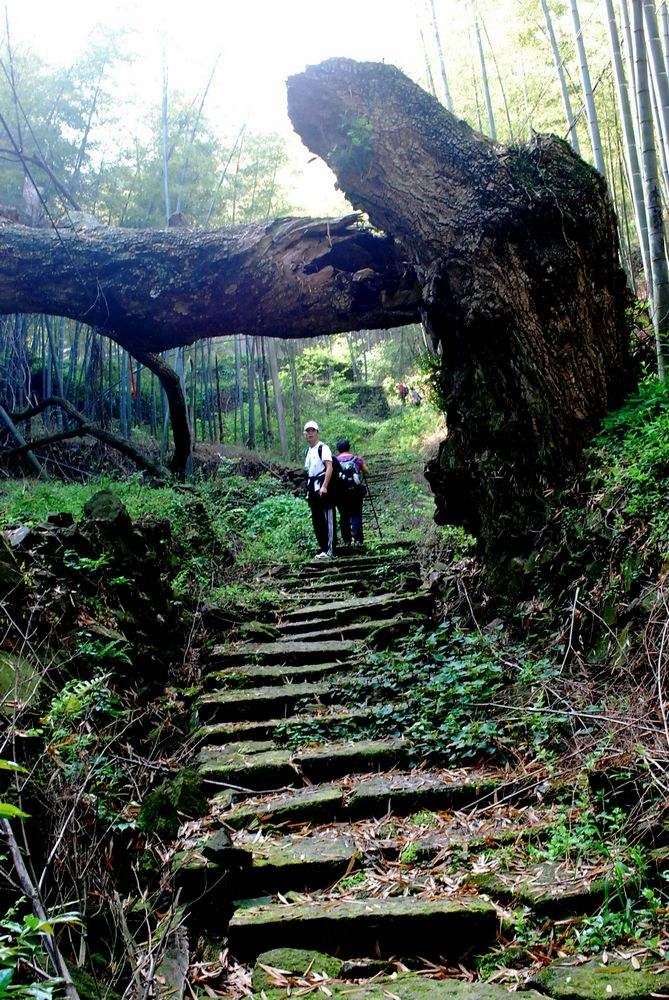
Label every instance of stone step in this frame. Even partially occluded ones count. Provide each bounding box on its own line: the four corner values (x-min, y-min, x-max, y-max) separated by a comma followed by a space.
282, 616, 414, 644
198, 681, 332, 723
249, 969, 546, 1000
199, 738, 407, 790
197, 708, 372, 744
209, 639, 355, 668
227, 894, 496, 960
284, 590, 354, 603
293, 562, 420, 582
217, 770, 508, 828
174, 832, 359, 898
205, 660, 352, 690
280, 592, 430, 628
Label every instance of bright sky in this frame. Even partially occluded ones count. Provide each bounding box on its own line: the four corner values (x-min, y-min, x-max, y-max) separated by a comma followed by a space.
4, 0, 429, 215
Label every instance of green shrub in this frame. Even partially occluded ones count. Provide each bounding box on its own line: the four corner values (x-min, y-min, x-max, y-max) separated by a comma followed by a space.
589, 377, 669, 549
241, 494, 311, 566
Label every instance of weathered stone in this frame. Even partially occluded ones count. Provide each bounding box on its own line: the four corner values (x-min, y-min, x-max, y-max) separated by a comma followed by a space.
240, 834, 359, 893
206, 660, 349, 689
253, 972, 546, 1000
217, 783, 344, 828
46, 511, 75, 527
229, 894, 496, 959
468, 862, 612, 918
197, 708, 371, 745
82, 488, 131, 529
252, 948, 343, 992
280, 592, 430, 628
138, 769, 207, 840
531, 959, 669, 1000
281, 616, 410, 644
199, 739, 407, 789
198, 681, 331, 723
4, 525, 30, 548
155, 924, 189, 1000
347, 772, 503, 818
210, 640, 355, 667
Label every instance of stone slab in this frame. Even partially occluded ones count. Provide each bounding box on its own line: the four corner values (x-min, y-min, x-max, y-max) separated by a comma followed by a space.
210, 640, 354, 667
218, 783, 345, 828
228, 894, 496, 960
198, 681, 330, 722
531, 959, 669, 1000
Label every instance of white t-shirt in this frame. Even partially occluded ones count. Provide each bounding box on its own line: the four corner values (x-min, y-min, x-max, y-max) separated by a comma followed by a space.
305, 442, 332, 479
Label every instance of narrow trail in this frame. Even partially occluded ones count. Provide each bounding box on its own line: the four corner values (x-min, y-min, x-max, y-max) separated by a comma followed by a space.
172, 461, 637, 994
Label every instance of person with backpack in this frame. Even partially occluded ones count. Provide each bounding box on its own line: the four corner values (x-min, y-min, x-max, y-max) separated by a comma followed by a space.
335, 438, 369, 547
304, 420, 336, 560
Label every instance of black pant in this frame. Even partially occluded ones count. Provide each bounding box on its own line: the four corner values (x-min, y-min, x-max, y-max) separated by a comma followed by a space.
308, 492, 336, 554
337, 491, 364, 544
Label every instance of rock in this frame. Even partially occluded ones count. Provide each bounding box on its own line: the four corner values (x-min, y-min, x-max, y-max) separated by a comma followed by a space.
4, 525, 30, 548
252, 948, 343, 992
155, 924, 189, 1000
251, 971, 547, 1000
46, 511, 75, 527
229, 895, 497, 960
82, 489, 132, 530
531, 958, 669, 1000
0, 535, 23, 594
70, 969, 123, 1000
138, 769, 207, 840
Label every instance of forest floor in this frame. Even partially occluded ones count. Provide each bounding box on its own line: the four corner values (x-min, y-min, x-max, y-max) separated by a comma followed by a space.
1, 381, 669, 1000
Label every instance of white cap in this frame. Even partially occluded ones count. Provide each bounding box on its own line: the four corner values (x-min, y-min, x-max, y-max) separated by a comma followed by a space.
303, 420, 319, 431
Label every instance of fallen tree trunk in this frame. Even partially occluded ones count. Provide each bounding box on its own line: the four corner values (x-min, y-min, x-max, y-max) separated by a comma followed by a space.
287, 59, 636, 555
0, 60, 636, 551
0, 214, 420, 352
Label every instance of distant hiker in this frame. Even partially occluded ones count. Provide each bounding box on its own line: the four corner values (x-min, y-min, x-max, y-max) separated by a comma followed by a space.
396, 382, 409, 405
304, 420, 336, 560
335, 438, 369, 547
410, 386, 423, 407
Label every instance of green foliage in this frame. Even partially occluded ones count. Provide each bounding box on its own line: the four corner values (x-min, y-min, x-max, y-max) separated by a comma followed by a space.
333, 621, 556, 763
533, 796, 627, 865
365, 402, 442, 457
408, 810, 440, 828
45, 674, 123, 733
589, 377, 669, 549
241, 494, 311, 567
0, 908, 81, 1000
399, 842, 421, 865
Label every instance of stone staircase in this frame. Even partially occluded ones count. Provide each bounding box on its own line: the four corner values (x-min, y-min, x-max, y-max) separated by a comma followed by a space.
172, 540, 664, 997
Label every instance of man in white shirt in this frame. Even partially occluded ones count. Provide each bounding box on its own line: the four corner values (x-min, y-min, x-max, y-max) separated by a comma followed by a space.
304, 420, 336, 560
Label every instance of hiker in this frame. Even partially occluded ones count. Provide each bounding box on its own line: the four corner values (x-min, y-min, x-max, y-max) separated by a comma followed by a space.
335, 438, 369, 547
410, 386, 423, 406
304, 420, 336, 560
396, 381, 409, 405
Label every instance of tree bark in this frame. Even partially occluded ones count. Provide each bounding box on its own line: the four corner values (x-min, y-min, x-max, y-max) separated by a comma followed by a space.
286, 58, 634, 554
0, 214, 420, 351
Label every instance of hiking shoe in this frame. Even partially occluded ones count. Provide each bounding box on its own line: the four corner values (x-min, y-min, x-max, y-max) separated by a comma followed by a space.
314, 551, 333, 561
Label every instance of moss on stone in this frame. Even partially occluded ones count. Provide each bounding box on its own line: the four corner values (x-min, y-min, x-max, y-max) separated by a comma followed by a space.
138, 768, 207, 840
531, 959, 669, 1000
252, 948, 342, 991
